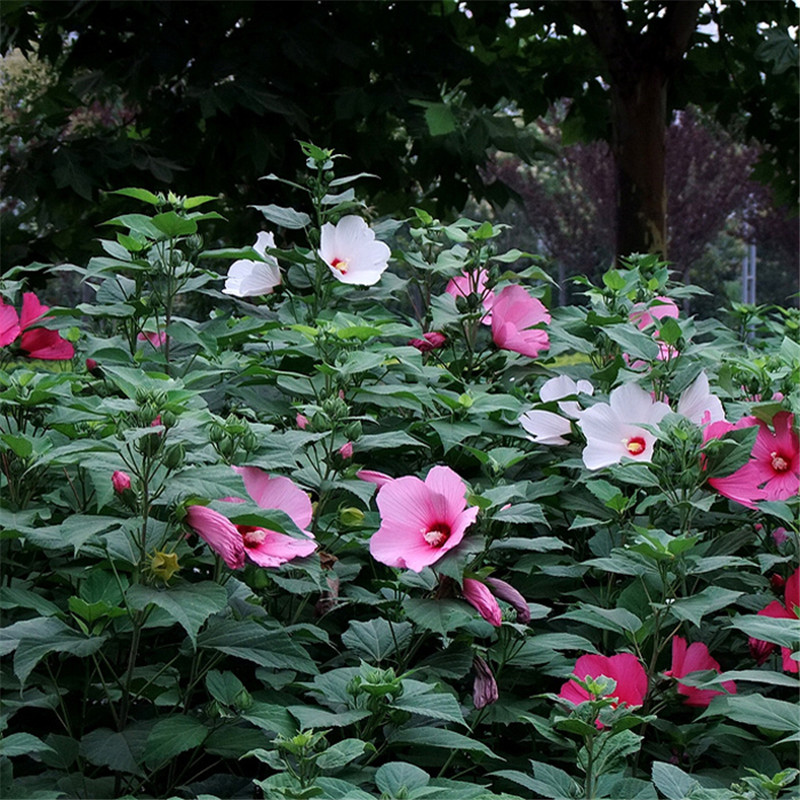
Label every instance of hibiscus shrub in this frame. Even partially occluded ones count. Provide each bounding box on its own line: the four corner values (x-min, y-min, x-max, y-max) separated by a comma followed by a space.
1, 143, 798, 800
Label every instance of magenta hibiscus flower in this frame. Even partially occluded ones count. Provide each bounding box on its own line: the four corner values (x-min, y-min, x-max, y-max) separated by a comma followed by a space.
559, 653, 648, 712
749, 567, 799, 673
490, 285, 550, 358
704, 412, 799, 508
186, 466, 316, 569
369, 465, 478, 572
664, 636, 736, 707
2, 293, 75, 360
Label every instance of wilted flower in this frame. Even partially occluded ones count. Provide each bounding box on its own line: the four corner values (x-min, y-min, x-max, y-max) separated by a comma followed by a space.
664, 636, 736, 707
490, 285, 550, 358
578, 383, 670, 469
223, 231, 282, 297
319, 215, 391, 286
462, 578, 502, 626
148, 550, 181, 583
369, 465, 478, 572
472, 655, 499, 709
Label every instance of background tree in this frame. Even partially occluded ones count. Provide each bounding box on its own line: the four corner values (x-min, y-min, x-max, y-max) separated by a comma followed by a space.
1, 0, 796, 276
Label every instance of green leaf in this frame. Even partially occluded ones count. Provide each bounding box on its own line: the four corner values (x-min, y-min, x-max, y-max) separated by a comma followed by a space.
341, 618, 413, 662
390, 680, 466, 727
403, 598, 475, 636
315, 738, 368, 770
143, 716, 209, 769
423, 103, 458, 136
288, 707, 370, 729
651, 761, 699, 800
701, 694, 800, 733
198, 617, 318, 673
80, 728, 145, 776
389, 726, 500, 760
0, 733, 56, 758
251, 204, 311, 229
374, 762, 430, 796
205, 670, 247, 706
151, 211, 198, 237
126, 581, 227, 649
491, 502, 548, 527
110, 187, 162, 205
559, 604, 642, 635
669, 586, 743, 627
729, 615, 800, 649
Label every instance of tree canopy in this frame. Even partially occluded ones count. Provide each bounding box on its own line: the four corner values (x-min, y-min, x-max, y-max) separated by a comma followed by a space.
1, 0, 797, 269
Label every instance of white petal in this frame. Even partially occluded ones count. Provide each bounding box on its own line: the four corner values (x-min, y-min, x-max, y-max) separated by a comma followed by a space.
540, 375, 578, 403
223, 260, 281, 297
520, 410, 572, 445
677, 372, 725, 425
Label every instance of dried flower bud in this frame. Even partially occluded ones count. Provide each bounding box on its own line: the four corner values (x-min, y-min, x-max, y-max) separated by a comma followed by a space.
472, 655, 499, 709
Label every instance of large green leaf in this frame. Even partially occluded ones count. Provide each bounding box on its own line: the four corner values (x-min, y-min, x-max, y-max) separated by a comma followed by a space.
403, 598, 474, 636
341, 618, 413, 662
729, 615, 800, 649
142, 716, 209, 769
390, 680, 466, 727
651, 762, 699, 800
701, 694, 800, 733
127, 581, 228, 648
668, 586, 743, 628
389, 726, 501, 760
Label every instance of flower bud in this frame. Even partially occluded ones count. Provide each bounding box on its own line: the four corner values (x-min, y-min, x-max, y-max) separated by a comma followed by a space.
160, 410, 177, 429
296, 413, 309, 430
472, 655, 499, 709
322, 396, 348, 420
486, 577, 531, 624
462, 578, 502, 626
338, 441, 354, 460
112, 470, 132, 494
163, 443, 185, 470
86, 358, 103, 378
344, 421, 362, 441
409, 331, 447, 352
339, 507, 365, 527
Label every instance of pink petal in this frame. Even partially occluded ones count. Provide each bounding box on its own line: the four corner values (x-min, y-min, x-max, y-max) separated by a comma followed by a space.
232, 466, 313, 532
186, 505, 245, 569
0, 300, 20, 346
356, 470, 394, 488
20, 327, 75, 360
462, 578, 502, 626
245, 531, 316, 568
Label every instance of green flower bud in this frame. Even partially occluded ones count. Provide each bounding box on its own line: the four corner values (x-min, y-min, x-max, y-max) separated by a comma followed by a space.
163, 443, 185, 470
343, 421, 362, 441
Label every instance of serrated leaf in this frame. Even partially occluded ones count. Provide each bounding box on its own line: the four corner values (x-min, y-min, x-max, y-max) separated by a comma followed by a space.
341, 618, 413, 662
390, 726, 500, 760
669, 586, 743, 627
127, 581, 227, 649
80, 728, 145, 776
0, 733, 55, 758
143, 716, 209, 768
375, 761, 431, 795
390, 680, 466, 727
651, 761, 699, 800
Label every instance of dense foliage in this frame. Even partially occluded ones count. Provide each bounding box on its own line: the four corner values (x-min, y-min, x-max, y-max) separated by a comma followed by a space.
1, 145, 798, 800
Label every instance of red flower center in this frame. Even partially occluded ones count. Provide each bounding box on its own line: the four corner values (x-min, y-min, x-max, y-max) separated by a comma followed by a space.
330, 257, 348, 274
423, 523, 450, 547
771, 451, 790, 472
625, 436, 646, 456
238, 525, 266, 547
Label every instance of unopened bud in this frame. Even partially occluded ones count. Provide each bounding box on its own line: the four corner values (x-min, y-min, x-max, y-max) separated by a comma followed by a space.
339, 507, 364, 527
343, 421, 362, 441
112, 470, 132, 494
338, 441, 354, 460
296, 413, 309, 430
163, 443, 185, 470
486, 577, 531, 624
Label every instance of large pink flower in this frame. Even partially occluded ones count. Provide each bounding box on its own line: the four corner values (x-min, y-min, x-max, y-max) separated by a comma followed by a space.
704, 412, 799, 508
17, 293, 74, 360
186, 466, 316, 569
0, 298, 20, 346
578, 383, 670, 470
664, 636, 736, 707
491, 285, 550, 357
630, 296, 679, 331
749, 567, 799, 673
559, 653, 648, 710
446, 268, 494, 323
369, 465, 478, 572
319, 215, 391, 286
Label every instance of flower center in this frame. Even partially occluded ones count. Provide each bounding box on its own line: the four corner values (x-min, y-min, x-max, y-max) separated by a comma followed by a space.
422, 523, 450, 547
624, 436, 647, 456
238, 525, 266, 547
771, 451, 789, 472
330, 257, 349, 274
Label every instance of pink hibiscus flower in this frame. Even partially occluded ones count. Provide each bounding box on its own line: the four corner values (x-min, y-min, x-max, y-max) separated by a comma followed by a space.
559, 653, 648, 711
446, 268, 494, 323
490, 285, 550, 358
629, 296, 679, 331
749, 567, 799, 673
186, 466, 316, 569
664, 636, 736, 707
704, 412, 799, 508
369, 465, 478, 572
7, 293, 75, 360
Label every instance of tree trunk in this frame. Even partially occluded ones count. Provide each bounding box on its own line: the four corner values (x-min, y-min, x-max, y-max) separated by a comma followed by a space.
611, 67, 668, 258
